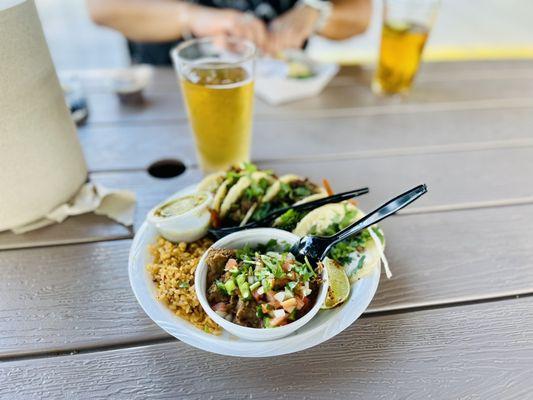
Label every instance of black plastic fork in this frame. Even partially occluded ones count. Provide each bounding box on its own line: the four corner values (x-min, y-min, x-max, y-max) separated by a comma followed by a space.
289, 184, 428, 264
208, 187, 369, 240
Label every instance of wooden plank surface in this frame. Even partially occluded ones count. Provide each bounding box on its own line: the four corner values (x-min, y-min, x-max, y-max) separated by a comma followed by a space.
262, 146, 533, 210
80, 107, 533, 172
2, 296, 532, 399
3, 60, 533, 396
0, 214, 131, 251
2, 203, 532, 357
84, 64, 533, 125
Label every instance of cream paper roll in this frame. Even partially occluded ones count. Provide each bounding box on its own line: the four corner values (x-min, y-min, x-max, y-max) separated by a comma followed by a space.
0, 0, 88, 231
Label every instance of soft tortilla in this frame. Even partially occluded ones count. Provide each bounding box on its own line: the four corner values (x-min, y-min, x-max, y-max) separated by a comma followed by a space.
292, 202, 383, 282
292, 202, 362, 236
212, 179, 231, 213
263, 174, 326, 205
197, 172, 225, 193
219, 172, 275, 218
292, 189, 328, 206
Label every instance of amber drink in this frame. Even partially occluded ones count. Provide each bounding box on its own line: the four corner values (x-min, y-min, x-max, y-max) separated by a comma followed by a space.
172, 38, 255, 172
373, 0, 439, 96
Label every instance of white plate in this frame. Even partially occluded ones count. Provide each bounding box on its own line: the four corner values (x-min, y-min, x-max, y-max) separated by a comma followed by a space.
129, 184, 380, 357
255, 58, 339, 105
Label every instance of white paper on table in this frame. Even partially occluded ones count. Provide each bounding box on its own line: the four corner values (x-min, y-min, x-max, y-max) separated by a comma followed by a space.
254, 58, 339, 105
11, 182, 136, 234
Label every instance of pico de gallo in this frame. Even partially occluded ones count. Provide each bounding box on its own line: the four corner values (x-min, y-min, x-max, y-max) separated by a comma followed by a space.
205, 240, 321, 328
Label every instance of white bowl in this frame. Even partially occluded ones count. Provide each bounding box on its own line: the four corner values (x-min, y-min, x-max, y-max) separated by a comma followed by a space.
147, 191, 212, 242
195, 228, 329, 341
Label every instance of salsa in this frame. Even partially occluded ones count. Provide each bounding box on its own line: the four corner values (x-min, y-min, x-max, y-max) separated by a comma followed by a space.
154, 194, 207, 218
205, 241, 321, 328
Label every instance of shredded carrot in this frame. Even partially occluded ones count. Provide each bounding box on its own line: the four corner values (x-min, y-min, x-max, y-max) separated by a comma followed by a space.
348, 199, 359, 206
210, 209, 221, 228
322, 178, 334, 196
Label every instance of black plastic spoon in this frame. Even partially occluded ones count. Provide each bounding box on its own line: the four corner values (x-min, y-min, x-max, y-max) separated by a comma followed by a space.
290, 184, 428, 264
209, 187, 369, 240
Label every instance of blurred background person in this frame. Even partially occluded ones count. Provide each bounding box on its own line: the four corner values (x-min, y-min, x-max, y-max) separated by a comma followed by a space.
86, 0, 371, 65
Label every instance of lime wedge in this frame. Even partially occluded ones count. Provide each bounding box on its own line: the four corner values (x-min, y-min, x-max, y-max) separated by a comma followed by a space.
322, 258, 351, 309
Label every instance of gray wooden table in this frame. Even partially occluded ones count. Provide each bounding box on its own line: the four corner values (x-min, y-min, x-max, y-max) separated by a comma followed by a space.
1, 60, 533, 399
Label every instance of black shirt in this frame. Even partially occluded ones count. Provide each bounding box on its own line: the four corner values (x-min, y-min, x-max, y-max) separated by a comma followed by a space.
128, 0, 298, 65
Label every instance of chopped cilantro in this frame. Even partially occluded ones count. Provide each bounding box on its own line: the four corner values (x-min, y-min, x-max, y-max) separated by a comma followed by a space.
215, 280, 228, 294
275, 209, 306, 231
252, 202, 272, 221
293, 185, 312, 199
256, 305, 266, 319
244, 177, 270, 200
236, 244, 254, 261
242, 162, 257, 174
355, 255, 366, 272
308, 205, 378, 266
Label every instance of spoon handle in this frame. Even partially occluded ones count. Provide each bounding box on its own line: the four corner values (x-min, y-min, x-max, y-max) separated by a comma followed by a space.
322, 184, 427, 256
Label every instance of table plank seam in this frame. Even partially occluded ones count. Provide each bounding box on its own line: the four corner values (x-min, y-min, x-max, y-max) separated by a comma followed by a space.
2, 292, 532, 364
397, 196, 533, 215
79, 68, 533, 94
252, 138, 533, 166
365, 290, 533, 316
86, 138, 533, 175
0, 235, 133, 252
84, 96, 533, 128
259, 97, 533, 119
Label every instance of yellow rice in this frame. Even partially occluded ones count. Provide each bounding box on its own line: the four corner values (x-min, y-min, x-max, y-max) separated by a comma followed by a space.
147, 236, 220, 334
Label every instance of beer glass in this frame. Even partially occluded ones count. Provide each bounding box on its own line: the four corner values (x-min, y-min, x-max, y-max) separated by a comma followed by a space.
171, 37, 256, 173
372, 0, 440, 96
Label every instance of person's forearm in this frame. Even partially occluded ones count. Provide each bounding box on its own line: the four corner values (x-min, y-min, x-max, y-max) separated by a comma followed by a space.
86, 0, 193, 42
319, 0, 371, 40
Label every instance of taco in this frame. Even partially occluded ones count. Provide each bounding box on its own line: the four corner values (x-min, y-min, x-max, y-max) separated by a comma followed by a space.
197, 164, 255, 214
219, 171, 277, 226
197, 172, 225, 194
259, 174, 327, 212
292, 202, 389, 282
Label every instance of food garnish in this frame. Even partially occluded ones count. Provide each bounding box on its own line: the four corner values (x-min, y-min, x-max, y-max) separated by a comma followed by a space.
322, 258, 350, 309
205, 240, 321, 328
322, 178, 334, 196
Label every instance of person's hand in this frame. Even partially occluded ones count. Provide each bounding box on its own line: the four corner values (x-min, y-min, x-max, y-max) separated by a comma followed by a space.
268, 6, 320, 54
185, 5, 268, 52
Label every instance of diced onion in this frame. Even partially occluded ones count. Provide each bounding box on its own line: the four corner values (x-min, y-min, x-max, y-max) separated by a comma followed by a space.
248, 275, 254, 284
257, 286, 265, 295
274, 292, 285, 302
273, 309, 285, 318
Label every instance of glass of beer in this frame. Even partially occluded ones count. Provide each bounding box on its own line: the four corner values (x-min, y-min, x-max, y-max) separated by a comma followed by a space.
372, 0, 440, 96
171, 37, 255, 173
